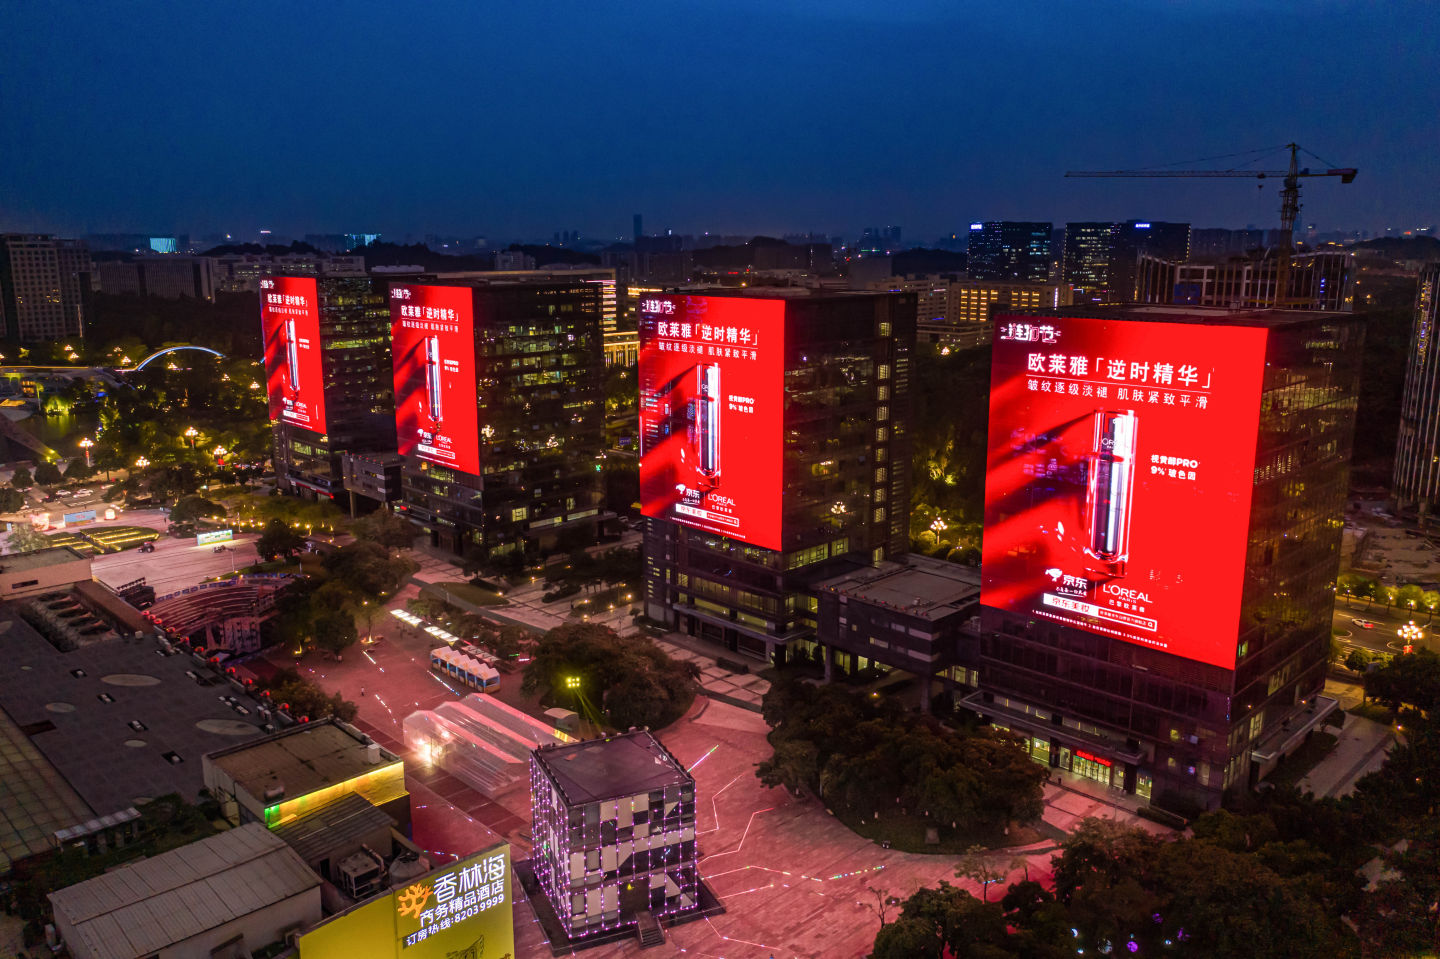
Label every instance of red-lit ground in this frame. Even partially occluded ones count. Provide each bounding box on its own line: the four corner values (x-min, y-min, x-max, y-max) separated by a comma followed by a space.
276, 589, 1172, 958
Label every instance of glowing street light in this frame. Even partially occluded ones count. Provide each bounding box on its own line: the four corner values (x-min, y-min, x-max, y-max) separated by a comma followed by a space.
930, 518, 948, 533
183, 426, 198, 449
134, 456, 150, 470
1398, 620, 1423, 655
212, 445, 227, 459
78, 437, 93, 468
564, 676, 581, 690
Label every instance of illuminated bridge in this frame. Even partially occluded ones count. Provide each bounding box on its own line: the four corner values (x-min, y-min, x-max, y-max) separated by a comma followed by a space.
132, 345, 226, 370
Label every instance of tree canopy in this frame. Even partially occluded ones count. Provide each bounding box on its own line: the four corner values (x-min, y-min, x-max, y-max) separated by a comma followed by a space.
522, 623, 698, 730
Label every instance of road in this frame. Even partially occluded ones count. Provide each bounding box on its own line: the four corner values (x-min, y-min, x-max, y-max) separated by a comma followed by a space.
1331, 601, 1438, 659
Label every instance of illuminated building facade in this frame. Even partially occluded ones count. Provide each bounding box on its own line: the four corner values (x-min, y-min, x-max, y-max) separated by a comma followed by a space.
970, 306, 1361, 811
966, 221, 1052, 283
267, 274, 397, 499
203, 719, 411, 833
529, 731, 699, 946
394, 279, 605, 557
641, 291, 916, 665
1064, 221, 1191, 304
0, 234, 93, 341
1394, 263, 1440, 515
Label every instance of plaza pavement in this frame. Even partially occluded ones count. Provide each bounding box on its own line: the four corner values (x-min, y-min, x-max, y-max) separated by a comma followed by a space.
1295, 711, 1394, 799
278, 590, 1175, 958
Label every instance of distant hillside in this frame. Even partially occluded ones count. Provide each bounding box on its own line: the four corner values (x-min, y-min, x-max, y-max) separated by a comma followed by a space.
892, 248, 967, 275
359, 242, 492, 271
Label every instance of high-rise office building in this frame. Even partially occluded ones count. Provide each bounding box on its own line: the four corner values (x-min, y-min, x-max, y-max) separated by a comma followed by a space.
393, 279, 605, 558
966, 222, 1052, 283
970, 306, 1361, 810
97, 256, 216, 301
1062, 223, 1114, 302
261, 274, 397, 499
639, 290, 915, 664
1394, 263, 1440, 516
1108, 221, 1190, 302
1063, 221, 1190, 303
0, 235, 93, 341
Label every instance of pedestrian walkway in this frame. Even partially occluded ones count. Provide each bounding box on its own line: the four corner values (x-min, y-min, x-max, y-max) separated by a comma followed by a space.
652, 634, 771, 710
1296, 711, 1393, 798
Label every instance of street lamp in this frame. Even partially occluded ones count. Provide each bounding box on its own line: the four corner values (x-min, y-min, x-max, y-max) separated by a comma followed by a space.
184, 426, 198, 449
213, 445, 227, 460
1398, 620, 1423, 655
78, 437, 93, 468
134, 456, 150, 470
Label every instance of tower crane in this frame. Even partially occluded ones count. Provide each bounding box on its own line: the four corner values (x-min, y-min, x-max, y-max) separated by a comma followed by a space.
1065, 143, 1357, 306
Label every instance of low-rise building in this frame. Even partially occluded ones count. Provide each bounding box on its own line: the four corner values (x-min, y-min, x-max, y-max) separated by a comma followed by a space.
49, 823, 321, 959
815, 553, 981, 706
203, 719, 410, 834
528, 730, 706, 948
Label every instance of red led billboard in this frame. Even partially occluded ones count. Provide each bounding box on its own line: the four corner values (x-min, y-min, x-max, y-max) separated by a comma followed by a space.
390, 284, 480, 475
980, 315, 1268, 669
639, 295, 785, 550
260, 276, 326, 432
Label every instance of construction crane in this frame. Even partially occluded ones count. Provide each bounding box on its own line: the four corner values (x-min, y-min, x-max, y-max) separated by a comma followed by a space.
1065, 143, 1357, 306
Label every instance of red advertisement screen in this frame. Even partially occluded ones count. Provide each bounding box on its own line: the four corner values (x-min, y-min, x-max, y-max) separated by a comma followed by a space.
390, 284, 480, 475
260, 276, 326, 432
639, 295, 785, 550
981, 315, 1268, 669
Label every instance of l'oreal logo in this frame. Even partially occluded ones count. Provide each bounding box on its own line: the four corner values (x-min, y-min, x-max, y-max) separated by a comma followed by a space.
1101, 583, 1151, 602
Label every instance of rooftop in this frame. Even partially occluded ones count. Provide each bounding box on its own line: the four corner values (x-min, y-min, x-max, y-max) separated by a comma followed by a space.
1002, 304, 1353, 329
48, 823, 319, 959
205, 719, 401, 803
0, 546, 90, 573
535, 730, 691, 807
269, 791, 394, 864
818, 553, 981, 622
0, 609, 270, 816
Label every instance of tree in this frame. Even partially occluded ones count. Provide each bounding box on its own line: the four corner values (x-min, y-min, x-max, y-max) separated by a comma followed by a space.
256, 518, 306, 562
1344, 647, 1372, 676
64, 456, 92, 480
10, 467, 33, 490
955, 845, 1007, 902
169, 494, 226, 524
5, 524, 51, 553
0, 487, 25, 513
33, 460, 62, 486
350, 510, 416, 551
312, 610, 358, 661
324, 540, 417, 598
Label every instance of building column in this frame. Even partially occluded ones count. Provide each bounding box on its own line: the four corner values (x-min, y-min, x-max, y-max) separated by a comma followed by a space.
918, 671, 931, 712
823, 645, 833, 683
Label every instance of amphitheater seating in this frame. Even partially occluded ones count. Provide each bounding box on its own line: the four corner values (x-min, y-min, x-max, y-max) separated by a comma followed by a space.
146, 578, 287, 655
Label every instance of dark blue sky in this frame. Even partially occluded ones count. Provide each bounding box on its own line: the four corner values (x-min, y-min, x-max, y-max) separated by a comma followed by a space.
4, 0, 1437, 241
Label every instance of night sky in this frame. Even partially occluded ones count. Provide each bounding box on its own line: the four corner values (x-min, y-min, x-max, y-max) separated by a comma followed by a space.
4, 0, 1438, 240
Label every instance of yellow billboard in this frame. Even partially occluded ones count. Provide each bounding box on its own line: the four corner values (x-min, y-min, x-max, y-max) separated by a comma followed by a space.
299, 843, 513, 959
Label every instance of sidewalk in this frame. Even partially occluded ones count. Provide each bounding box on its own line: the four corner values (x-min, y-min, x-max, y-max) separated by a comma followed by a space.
1296, 711, 1393, 798
652, 634, 771, 710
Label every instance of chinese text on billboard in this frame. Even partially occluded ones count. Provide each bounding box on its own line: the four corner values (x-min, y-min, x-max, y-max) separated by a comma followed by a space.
638, 295, 785, 550
261, 276, 326, 432
391, 284, 480, 474
981, 315, 1267, 669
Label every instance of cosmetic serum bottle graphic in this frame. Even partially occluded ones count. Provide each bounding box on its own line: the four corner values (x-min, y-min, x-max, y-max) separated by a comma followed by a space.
284, 319, 301, 397
1085, 409, 1137, 577
695, 363, 721, 484
424, 336, 444, 423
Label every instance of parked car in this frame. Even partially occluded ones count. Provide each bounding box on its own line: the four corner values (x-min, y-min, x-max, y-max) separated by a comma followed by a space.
1351, 618, 1378, 629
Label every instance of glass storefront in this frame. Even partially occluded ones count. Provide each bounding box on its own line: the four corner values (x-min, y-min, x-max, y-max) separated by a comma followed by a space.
1071, 750, 1114, 787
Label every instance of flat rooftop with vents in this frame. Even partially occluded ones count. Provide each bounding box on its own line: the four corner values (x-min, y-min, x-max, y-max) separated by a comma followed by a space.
203, 719, 409, 829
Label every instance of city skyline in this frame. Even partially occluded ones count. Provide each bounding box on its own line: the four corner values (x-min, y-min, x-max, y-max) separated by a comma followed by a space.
4, 1, 1438, 238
